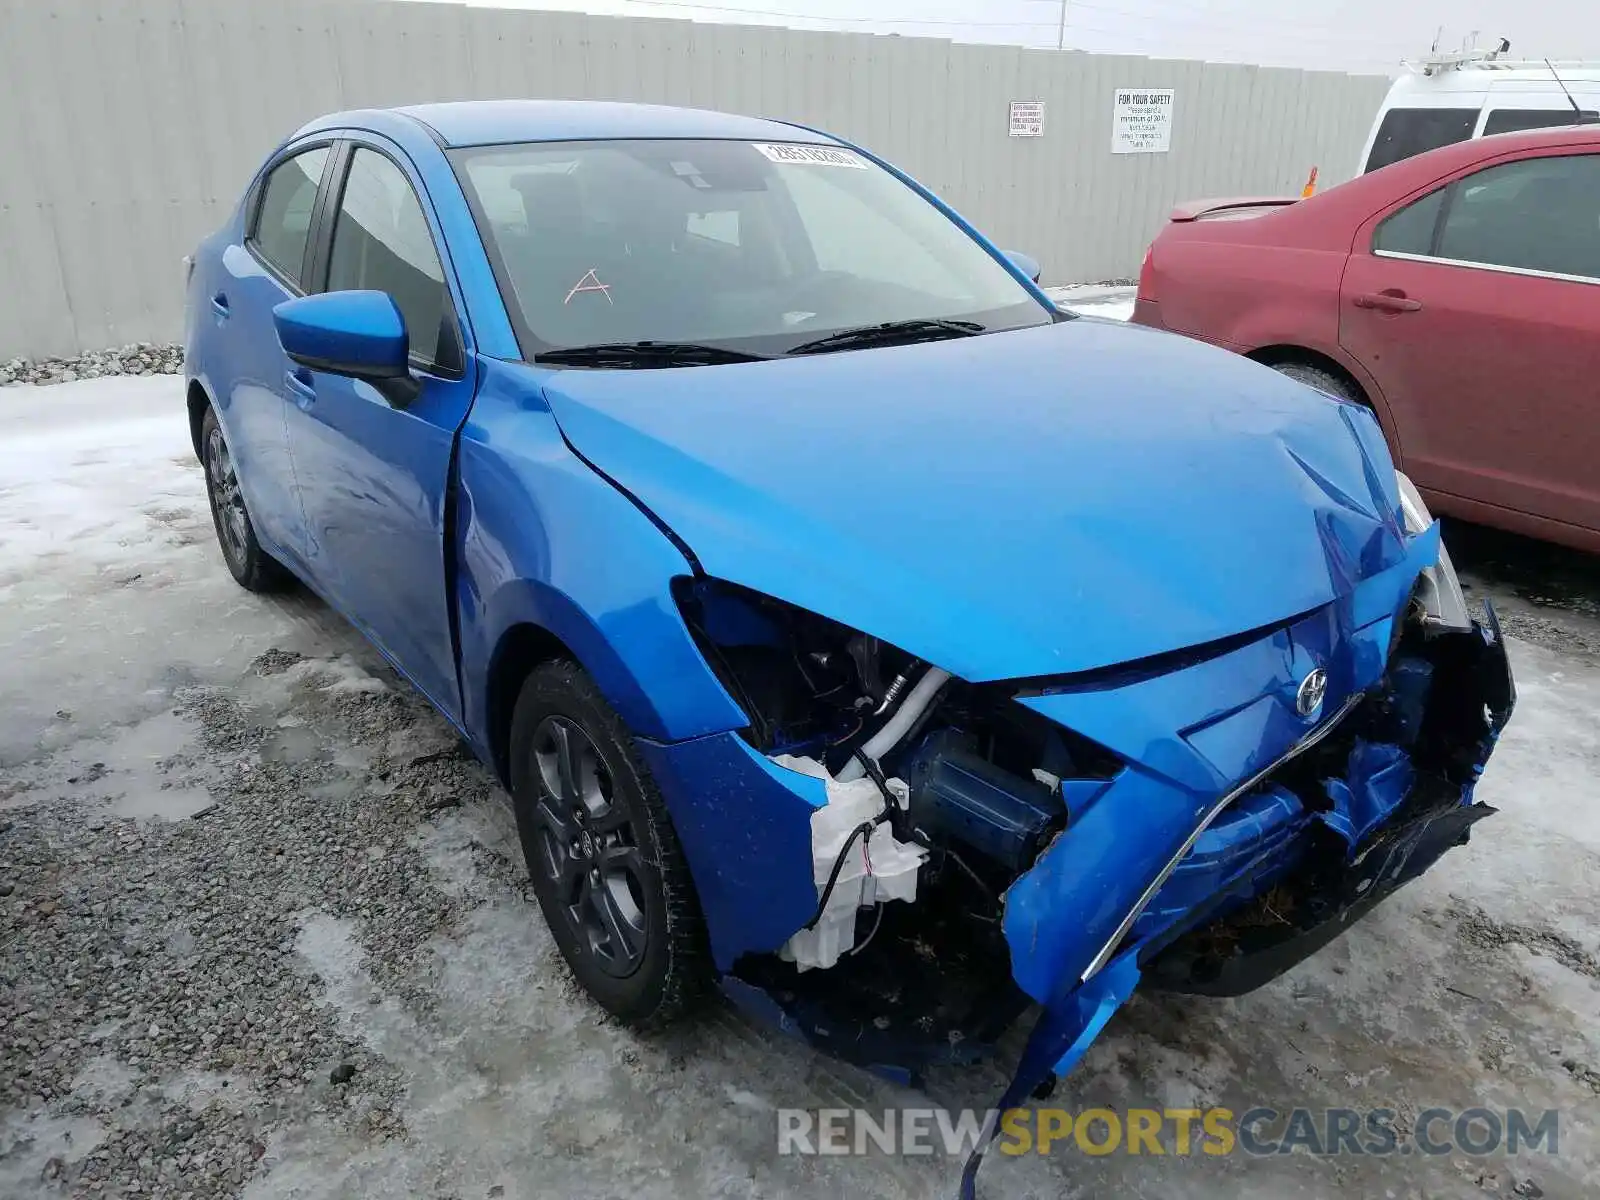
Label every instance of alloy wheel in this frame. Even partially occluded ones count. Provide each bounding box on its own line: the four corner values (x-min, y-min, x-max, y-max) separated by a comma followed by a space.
529, 715, 649, 978
205, 426, 248, 566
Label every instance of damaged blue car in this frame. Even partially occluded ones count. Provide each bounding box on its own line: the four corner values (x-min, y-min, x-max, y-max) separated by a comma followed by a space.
184, 100, 1515, 1173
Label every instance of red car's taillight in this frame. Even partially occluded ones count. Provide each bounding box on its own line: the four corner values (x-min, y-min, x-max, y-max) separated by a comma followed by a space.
1137, 244, 1156, 302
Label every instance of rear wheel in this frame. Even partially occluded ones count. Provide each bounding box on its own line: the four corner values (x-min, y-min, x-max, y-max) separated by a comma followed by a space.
1270, 360, 1366, 407
199, 407, 290, 592
509, 660, 711, 1028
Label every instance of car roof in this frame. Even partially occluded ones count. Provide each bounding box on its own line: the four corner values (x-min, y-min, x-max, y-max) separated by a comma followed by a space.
1379, 122, 1600, 177
1160, 123, 1600, 251
1303, 124, 1600, 224
321, 100, 839, 149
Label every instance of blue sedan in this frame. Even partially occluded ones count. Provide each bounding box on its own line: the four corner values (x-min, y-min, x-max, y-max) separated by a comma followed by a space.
183, 100, 1513, 1139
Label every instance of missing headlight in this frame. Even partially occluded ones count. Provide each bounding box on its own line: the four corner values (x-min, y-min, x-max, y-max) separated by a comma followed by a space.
674, 577, 1119, 879
671, 576, 918, 757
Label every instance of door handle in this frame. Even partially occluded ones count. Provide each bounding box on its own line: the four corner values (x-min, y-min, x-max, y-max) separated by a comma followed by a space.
285, 368, 317, 406
1352, 291, 1422, 314
210, 292, 230, 319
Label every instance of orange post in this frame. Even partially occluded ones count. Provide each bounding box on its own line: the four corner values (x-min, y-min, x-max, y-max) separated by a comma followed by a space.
1301, 166, 1320, 198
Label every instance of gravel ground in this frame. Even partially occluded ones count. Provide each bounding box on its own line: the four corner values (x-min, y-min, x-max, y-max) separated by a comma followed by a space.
2, 378, 1598, 1200
1, 345, 183, 388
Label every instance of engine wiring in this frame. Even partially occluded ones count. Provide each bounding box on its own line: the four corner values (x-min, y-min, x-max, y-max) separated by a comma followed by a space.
799, 818, 880, 932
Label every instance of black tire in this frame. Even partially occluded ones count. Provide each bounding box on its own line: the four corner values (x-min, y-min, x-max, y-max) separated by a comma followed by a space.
199, 406, 291, 592
1271, 360, 1366, 406
509, 659, 711, 1029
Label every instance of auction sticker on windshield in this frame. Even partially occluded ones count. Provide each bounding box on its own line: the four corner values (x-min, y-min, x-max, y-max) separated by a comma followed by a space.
752, 143, 868, 168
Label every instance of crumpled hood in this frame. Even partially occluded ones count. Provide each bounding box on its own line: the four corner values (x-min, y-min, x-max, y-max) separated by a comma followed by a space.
540, 318, 1408, 681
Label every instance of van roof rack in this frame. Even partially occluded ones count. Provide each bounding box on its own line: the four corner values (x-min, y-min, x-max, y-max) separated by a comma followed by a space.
1405, 46, 1600, 77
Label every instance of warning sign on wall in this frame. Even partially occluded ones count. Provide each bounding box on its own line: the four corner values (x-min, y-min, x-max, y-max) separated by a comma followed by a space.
1008, 100, 1045, 138
1111, 88, 1174, 154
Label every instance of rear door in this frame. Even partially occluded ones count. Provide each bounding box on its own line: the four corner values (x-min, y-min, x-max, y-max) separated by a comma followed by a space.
215, 142, 333, 564
285, 137, 476, 722
1340, 147, 1600, 532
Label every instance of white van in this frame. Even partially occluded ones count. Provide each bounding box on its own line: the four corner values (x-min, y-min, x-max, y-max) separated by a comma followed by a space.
1359, 49, 1600, 174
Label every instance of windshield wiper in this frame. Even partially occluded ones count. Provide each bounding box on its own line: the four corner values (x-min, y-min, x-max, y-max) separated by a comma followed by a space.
785, 318, 985, 356
534, 341, 768, 368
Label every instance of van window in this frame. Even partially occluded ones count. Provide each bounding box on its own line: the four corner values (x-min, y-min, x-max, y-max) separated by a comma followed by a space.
1364, 108, 1479, 173
1483, 108, 1600, 135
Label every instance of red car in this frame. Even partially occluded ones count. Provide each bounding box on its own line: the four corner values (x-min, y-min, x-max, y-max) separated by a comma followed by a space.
1133, 125, 1600, 553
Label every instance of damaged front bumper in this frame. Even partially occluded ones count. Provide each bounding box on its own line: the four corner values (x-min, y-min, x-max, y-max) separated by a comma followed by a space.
950, 595, 1513, 1198
1000, 574, 1513, 1095
639, 521, 1514, 1110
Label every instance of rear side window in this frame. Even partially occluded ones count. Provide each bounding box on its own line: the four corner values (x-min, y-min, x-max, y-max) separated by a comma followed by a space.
1374, 188, 1447, 255
251, 147, 329, 286
1436, 153, 1600, 279
1483, 108, 1600, 135
326, 148, 455, 369
1364, 108, 1479, 173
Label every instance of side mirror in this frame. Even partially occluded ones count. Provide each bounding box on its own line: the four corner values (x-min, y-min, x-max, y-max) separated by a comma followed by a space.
273, 291, 419, 405
1003, 250, 1042, 284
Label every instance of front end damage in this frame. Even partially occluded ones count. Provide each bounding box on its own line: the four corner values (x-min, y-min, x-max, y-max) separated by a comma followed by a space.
636, 501, 1514, 1172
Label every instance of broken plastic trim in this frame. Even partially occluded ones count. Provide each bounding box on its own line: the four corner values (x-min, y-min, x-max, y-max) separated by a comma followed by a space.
1077, 689, 1365, 985
1140, 798, 1496, 995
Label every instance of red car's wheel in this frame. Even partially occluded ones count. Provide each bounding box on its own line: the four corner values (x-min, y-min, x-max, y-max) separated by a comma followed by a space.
1271, 361, 1366, 407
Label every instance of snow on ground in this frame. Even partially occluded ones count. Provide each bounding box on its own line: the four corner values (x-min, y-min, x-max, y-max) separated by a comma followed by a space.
0, 377, 195, 578
1063, 298, 1138, 321
1047, 284, 1138, 323
1, 377, 1598, 1200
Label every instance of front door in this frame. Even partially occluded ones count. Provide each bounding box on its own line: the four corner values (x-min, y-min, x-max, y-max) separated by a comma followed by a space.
285, 141, 476, 723
1341, 147, 1600, 534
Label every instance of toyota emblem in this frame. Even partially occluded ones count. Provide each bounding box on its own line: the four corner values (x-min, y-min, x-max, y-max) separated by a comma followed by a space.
1296, 667, 1328, 718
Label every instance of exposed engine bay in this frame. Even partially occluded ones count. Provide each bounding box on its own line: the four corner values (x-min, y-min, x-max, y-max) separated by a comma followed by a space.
673, 557, 1515, 1084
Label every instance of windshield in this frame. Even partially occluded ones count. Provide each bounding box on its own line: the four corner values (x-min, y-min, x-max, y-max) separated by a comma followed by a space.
450, 138, 1052, 358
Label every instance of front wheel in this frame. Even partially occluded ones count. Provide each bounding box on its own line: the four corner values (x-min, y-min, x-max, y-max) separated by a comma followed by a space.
509, 660, 711, 1029
199, 407, 290, 592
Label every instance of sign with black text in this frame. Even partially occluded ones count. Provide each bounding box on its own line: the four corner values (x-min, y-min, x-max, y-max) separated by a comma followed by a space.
1008, 100, 1045, 138
1112, 89, 1175, 153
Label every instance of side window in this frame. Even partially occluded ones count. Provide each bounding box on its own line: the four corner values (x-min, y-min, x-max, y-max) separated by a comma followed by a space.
1363, 108, 1479, 174
251, 147, 329, 286
1373, 188, 1447, 255
326, 148, 455, 369
1436, 154, 1600, 279
1483, 108, 1600, 136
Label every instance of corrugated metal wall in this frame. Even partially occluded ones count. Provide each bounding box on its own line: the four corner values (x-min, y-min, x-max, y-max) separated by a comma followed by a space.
0, 0, 1390, 359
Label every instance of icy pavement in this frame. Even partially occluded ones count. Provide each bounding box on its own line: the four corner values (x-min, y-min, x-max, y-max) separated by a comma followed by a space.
1, 377, 1597, 1200
1047, 284, 1137, 322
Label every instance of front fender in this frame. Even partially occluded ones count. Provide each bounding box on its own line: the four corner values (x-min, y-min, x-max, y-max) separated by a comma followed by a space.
454, 361, 747, 751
